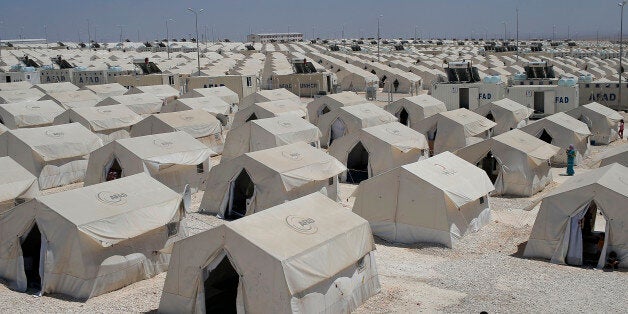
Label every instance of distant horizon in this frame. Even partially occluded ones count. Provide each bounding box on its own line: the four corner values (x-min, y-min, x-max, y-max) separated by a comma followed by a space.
0, 0, 625, 42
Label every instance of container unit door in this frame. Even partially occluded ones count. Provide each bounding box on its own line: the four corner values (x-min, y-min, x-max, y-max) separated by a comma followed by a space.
544, 91, 556, 114
469, 87, 480, 110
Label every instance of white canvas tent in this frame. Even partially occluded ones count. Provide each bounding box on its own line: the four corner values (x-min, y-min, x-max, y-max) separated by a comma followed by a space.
474, 99, 533, 135
0, 81, 33, 91
598, 144, 628, 167
32, 82, 79, 94
306, 92, 365, 125
162, 95, 232, 126
39, 90, 102, 109
456, 129, 560, 196
53, 104, 142, 143
200, 142, 346, 219
131, 109, 224, 155
96, 93, 164, 115
125, 85, 179, 100
0, 123, 7, 135
84, 132, 214, 193
222, 116, 321, 161
181, 86, 239, 105
0, 88, 46, 104
0, 157, 39, 213
384, 95, 447, 129
566, 102, 623, 145
318, 103, 397, 148
231, 99, 306, 129
520, 112, 591, 165
329, 122, 428, 183
82, 83, 128, 98
159, 193, 380, 314
0, 123, 103, 189
240, 88, 300, 109
352, 151, 495, 247
413, 108, 497, 155
0, 173, 187, 299
0, 100, 65, 129
524, 163, 628, 268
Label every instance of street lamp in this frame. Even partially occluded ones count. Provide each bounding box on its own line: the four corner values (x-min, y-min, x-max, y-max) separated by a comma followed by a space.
619, 1, 626, 109
502, 22, 507, 41
165, 18, 173, 59
553, 24, 556, 42
117, 24, 124, 43
0, 21, 3, 58
44, 25, 48, 48
377, 15, 382, 62
187, 8, 204, 76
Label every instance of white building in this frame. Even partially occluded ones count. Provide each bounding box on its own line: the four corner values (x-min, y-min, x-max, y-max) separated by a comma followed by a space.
247, 33, 303, 43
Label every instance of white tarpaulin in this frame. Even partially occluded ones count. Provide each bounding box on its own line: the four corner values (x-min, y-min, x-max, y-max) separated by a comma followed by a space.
524, 164, 628, 268
0, 157, 39, 213
318, 103, 397, 147
0, 174, 186, 299
0, 123, 103, 189
159, 193, 380, 314
84, 131, 214, 193
0, 100, 65, 129
566, 102, 623, 145
352, 151, 494, 247
200, 142, 346, 217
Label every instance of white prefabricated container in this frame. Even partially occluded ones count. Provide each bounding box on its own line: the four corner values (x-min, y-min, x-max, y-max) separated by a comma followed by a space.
506, 84, 579, 117
430, 82, 506, 110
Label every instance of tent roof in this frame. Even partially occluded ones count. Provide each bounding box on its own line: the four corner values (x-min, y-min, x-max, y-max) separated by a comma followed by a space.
176, 95, 231, 113
488, 98, 534, 120
254, 99, 306, 117
0, 81, 33, 91
0, 156, 37, 202
104, 93, 163, 105
83, 83, 128, 95
65, 104, 142, 132
116, 131, 214, 159
190, 86, 239, 104
129, 85, 179, 97
581, 102, 623, 120
226, 192, 372, 262
255, 88, 298, 101
0, 100, 64, 118
398, 94, 446, 109
545, 112, 591, 135
341, 103, 396, 121
252, 115, 319, 135
493, 129, 560, 161
363, 122, 428, 150
401, 151, 494, 207
5, 123, 102, 161
0, 88, 46, 103
545, 163, 628, 199
37, 173, 181, 246
321, 91, 365, 105
151, 109, 221, 129
33, 82, 79, 93
440, 108, 497, 135
246, 141, 345, 177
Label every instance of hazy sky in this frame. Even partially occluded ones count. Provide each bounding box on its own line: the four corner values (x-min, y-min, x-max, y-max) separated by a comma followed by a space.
0, 0, 623, 42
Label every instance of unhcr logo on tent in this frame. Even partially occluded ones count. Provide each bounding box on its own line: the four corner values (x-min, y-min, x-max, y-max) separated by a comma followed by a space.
26, 104, 41, 110
153, 139, 174, 149
97, 191, 128, 205
181, 116, 194, 121
434, 163, 457, 176
45, 130, 64, 138
386, 128, 401, 136
286, 215, 318, 234
278, 121, 293, 128
97, 108, 113, 114
282, 151, 303, 161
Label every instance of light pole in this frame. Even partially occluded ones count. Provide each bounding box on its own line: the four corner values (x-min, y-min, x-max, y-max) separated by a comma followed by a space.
553, 24, 556, 42
516, 7, 519, 61
117, 25, 124, 43
619, 1, 626, 109
377, 15, 382, 62
187, 8, 204, 76
502, 22, 507, 41
44, 25, 48, 48
165, 18, 173, 59
0, 21, 3, 59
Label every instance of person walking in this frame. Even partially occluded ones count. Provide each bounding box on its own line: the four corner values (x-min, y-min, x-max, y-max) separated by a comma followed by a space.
619, 119, 624, 139
566, 144, 576, 176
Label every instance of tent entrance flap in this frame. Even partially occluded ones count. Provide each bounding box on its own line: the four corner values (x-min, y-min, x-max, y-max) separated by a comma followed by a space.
245, 113, 258, 123
225, 170, 254, 220
203, 257, 239, 313
566, 201, 606, 266
105, 158, 123, 181
397, 108, 410, 126
539, 129, 552, 144
329, 118, 346, 146
345, 141, 369, 184
20, 224, 42, 291
478, 152, 499, 184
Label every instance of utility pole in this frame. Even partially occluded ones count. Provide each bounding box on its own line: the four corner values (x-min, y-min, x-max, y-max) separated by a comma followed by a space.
516, 7, 519, 61
619, 1, 626, 109
87, 20, 91, 44
117, 25, 124, 43
553, 24, 556, 42
187, 7, 204, 76
0, 21, 3, 59
502, 22, 507, 41
377, 15, 382, 62
414, 25, 418, 40
166, 18, 173, 59
44, 25, 48, 48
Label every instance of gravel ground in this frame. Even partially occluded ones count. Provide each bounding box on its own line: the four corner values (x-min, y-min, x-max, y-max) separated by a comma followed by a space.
1, 138, 626, 313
